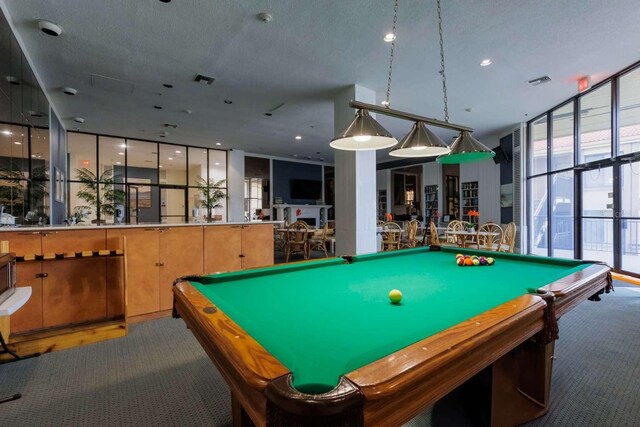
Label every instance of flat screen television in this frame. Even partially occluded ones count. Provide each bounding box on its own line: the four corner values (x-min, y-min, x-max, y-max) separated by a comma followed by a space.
290, 179, 322, 200
492, 146, 511, 164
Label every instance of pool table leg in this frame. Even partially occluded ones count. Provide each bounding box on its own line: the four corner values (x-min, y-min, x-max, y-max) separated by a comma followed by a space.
491, 339, 555, 427
231, 392, 255, 427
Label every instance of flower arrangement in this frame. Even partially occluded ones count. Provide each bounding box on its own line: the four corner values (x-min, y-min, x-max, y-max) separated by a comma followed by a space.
467, 210, 480, 228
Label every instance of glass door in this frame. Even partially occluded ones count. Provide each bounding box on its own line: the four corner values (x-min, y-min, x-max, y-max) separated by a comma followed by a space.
620, 160, 640, 274
160, 187, 187, 224
580, 166, 614, 265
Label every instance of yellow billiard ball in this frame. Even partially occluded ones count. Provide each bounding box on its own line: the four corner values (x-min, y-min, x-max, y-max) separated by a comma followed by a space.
487, 257, 495, 265
389, 289, 402, 304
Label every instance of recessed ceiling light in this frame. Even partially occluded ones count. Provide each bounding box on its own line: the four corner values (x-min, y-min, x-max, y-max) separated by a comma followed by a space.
118, 152, 124, 156
62, 86, 77, 95
31, 154, 36, 158
2, 130, 12, 135
384, 33, 396, 42
295, 136, 302, 140
120, 143, 127, 148
175, 150, 181, 154
159, 165, 164, 168
168, 157, 173, 160
73, 117, 85, 123
14, 141, 21, 145
215, 142, 221, 146
154, 105, 162, 109
214, 162, 220, 166
37, 20, 63, 37
223, 100, 232, 104
116, 161, 121, 165
480, 59, 492, 67
163, 83, 173, 88
381, 100, 390, 107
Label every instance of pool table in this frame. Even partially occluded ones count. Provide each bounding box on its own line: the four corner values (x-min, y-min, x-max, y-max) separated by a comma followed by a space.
172, 246, 611, 427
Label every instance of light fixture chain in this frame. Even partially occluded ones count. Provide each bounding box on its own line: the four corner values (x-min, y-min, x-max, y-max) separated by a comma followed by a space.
385, 0, 399, 108
436, 0, 449, 122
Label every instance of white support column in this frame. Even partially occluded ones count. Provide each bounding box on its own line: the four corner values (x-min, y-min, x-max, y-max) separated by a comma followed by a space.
334, 85, 379, 255
227, 149, 245, 222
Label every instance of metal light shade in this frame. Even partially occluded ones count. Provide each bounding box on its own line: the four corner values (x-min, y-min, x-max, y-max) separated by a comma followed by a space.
330, 109, 398, 151
389, 121, 451, 158
436, 131, 495, 164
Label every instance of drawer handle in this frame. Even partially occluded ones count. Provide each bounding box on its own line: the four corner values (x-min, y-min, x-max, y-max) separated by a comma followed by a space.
238, 254, 245, 258
155, 262, 165, 267
36, 273, 48, 278
42, 232, 59, 236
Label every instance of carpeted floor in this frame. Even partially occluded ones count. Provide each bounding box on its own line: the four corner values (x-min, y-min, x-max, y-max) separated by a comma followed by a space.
1, 284, 638, 426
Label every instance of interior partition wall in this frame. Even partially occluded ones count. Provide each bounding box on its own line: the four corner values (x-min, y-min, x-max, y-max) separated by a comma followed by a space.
527, 61, 640, 276
67, 131, 228, 224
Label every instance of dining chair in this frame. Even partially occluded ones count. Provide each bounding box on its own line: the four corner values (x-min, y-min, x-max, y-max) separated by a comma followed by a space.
309, 223, 329, 258
499, 222, 517, 253
429, 221, 441, 246
445, 220, 460, 244
381, 222, 402, 251
400, 220, 419, 248
284, 222, 309, 262
274, 226, 287, 253
469, 223, 503, 251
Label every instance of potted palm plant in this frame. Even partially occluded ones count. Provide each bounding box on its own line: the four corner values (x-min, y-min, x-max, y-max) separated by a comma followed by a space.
195, 177, 226, 221
75, 168, 126, 224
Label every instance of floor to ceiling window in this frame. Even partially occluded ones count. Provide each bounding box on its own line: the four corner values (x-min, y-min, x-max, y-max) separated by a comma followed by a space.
526, 61, 640, 275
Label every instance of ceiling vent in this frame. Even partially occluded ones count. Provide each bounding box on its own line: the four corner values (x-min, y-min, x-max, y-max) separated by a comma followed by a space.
164, 123, 178, 129
194, 74, 216, 85
528, 76, 551, 86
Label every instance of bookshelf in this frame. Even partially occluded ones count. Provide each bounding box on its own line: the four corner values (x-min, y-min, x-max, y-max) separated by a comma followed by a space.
377, 190, 387, 219
424, 185, 439, 222
461, 181, 479, 223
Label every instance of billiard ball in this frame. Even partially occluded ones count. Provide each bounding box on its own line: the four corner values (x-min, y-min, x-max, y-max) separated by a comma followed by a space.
464, 258, 474, 266
479, 258, 487, 265
456, 253, 464, 259
456, 258, 465, 266
389, 289, 402, 304
472, 259, 480, 266
486, 257, 495, 265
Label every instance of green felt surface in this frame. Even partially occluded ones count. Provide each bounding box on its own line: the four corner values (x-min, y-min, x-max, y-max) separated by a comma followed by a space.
191, 247, 589, 394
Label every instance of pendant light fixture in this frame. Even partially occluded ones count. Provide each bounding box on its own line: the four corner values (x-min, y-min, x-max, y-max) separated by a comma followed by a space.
330, 0, 399, 151
389, 121, 450, 157
436, 131, 495, 163
330, 109, 397, 150
333, 0, 493, 162
433, 0, 494, 164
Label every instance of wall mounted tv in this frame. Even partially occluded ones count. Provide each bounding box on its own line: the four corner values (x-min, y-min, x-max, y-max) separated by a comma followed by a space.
290, 179, 322, 200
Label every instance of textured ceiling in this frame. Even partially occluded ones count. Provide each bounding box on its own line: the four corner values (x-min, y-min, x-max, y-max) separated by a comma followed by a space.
2, 0, 640, 163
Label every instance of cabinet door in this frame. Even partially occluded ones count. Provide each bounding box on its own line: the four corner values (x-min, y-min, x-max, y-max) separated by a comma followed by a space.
42, 258, 107, 327
1, 232, 43, 333
159, 227, 204, 311
241, 224, 274, 270
107, 229, 160, 317
204, 226, 242, 274
41, 229, 106, 254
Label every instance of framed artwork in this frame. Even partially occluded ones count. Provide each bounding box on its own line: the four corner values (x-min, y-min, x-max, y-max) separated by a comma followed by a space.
128, 178, 152, 208
500, 183, 513, 208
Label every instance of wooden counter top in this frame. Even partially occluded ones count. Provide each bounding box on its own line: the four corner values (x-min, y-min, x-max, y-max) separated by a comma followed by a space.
0, 221, 282, 233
